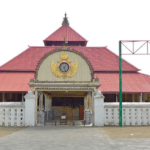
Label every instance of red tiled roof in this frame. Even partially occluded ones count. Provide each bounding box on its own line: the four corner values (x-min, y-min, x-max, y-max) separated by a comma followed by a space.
0, 46, 139, 72
44, 26, 87, 42
0, 72, 34, 92
95, 72, 150, 93
1, 72, 149, 93
140, 73, 150, 84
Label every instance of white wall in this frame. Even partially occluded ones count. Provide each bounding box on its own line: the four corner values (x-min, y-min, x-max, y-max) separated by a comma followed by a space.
24, 90, 35, 127
104, 102, 150, 126
1, 91, 150, 127
0, 91, 36, 127
0, 102, 25, 126
94, 90, 105, 126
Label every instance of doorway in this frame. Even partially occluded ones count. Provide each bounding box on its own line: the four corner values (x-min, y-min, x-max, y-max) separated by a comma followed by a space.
52, 97, 84, 123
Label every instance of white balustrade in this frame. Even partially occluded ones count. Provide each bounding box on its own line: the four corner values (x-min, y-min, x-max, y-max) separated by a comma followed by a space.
104, 102, 150, 126
1, 91, 150, 127
0, 102, 25, 126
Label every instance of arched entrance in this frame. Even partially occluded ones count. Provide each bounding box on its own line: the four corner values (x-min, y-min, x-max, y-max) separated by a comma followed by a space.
30, 48, 100, 126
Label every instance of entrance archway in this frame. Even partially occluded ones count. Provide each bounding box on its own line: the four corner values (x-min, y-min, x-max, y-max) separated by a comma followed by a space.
52, 97, 84, 122
36, 91, 93, 126
30, 48, 100, 126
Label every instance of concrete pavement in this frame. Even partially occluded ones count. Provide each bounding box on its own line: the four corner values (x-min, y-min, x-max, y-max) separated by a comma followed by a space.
0, 126, 150, 150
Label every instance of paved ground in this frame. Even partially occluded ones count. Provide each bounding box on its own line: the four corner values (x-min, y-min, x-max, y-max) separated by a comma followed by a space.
0, 126, 150, 150
0, 127, 25, 138
101, 126, 150, 139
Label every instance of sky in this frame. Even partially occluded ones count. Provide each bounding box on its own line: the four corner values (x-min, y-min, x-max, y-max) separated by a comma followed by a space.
0, 0, 150, 75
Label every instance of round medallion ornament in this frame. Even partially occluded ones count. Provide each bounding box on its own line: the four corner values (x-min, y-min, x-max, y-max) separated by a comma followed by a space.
51, 53, 78, 78
59, 62, 69, 72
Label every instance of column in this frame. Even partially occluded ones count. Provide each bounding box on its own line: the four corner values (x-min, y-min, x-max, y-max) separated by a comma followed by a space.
22, 93, 24, 102
35, 91, 38, 125
140, 93, 142, 102
84, 95, 88, 110
39, 93, 43, 111
144, 93, 147, 102
84, 93, 93, 125
94, 90, 105, 126
88, 93, 93, 111
24, 90, 35, 126
92, 91, 94, 126
132, 93, 135, 102
45, 94, 52, 111
116, 93, 118, 102
2, 93, 5, 102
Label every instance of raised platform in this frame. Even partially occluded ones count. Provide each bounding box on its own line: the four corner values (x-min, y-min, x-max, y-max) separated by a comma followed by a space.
45, 119, 85, 126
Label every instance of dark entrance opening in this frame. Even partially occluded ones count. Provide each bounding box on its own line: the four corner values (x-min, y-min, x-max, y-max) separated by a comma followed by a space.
52, 97, 84, 108
52, 97, 84, 121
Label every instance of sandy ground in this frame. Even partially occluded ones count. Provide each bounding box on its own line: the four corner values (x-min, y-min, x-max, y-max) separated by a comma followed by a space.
101, 126, 150, 139
0, 127, 25, 138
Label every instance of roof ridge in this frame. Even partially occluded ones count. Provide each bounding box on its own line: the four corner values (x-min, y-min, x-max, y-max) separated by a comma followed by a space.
0, 47, 30, 69
104, 47, 140, 71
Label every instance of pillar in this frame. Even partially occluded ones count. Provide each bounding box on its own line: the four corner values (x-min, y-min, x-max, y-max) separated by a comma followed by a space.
116, 93, 118, 102
45, 94, 52, 111
84, 95, 88, 110
24, 90, 35, 126
39, 93, 43, 111
88, 93, 92, 111
132, 93, 135, 102
84, 92, 93, 125
94, 90, 105, 126
35, 91, 38, 125
92, 91, 94, 126
2, 93, 5, 102
139, 93, 142, 102
144, 93, 147, 101
22, 93, 24, 102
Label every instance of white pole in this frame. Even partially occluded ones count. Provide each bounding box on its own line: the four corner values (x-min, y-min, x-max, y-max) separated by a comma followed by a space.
116, 93, 118, 102
140, 93, 142, 102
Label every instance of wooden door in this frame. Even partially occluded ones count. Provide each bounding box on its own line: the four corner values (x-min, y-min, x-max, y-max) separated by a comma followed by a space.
79, 105, 84, 120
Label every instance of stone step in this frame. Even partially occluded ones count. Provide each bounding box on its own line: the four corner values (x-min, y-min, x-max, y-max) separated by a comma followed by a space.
45, 121, 56, 126
73, 120, 85, 126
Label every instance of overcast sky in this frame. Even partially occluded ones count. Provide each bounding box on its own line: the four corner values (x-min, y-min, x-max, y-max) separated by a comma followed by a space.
0, 0, 150, 75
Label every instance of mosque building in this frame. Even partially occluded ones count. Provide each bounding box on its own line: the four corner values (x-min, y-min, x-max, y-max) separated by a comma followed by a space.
0, 14, 150, 125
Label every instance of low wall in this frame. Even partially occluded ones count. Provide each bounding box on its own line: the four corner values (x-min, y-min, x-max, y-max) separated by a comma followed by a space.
0, 102, 25, 126
104, 102, 150, 126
